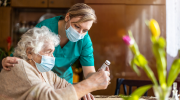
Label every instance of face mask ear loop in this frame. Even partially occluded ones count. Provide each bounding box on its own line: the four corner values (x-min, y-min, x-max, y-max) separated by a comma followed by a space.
31, 53, 42, 64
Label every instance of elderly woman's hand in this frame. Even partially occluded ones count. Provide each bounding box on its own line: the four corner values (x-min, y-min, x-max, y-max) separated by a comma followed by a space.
73, 69, 110, 99
80, 93, 94, 100
2, 57, 19, 70
88, 69, 110, 91
98, 66, 110, 72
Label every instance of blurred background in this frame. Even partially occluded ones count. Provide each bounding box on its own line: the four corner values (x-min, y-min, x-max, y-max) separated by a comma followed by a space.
0, 0, 179, 96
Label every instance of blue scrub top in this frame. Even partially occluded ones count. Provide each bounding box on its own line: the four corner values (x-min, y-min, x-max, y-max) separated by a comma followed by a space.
35, 16, 94, 83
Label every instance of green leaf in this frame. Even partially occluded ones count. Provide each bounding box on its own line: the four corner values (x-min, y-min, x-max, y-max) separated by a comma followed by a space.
151, 36, 157, 43
130, 44, 140, 56
152, 38, 167, 89
128, 31, 140, 56
167, 59, 180, 87
157, 37, 166, 48
143, 65, 158, 86
127, 85, 153, 100
128, 31, 133, 39
134, 54, 148, 67
131, 59, 140, 76
119, 94, 129, 100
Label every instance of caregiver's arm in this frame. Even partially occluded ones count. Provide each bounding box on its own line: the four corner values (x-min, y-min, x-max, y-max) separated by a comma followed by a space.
83, 66, 110, 78
82, 66, 96, 78
80, 33, 96, 78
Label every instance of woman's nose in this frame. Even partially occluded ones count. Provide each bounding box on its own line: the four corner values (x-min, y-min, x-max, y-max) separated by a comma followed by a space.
51, 54, 54, 57
77, 30, 83, 34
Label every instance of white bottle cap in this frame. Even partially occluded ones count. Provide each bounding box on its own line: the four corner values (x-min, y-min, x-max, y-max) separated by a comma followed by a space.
173, 82, 177, 90
105, 60, 111, 65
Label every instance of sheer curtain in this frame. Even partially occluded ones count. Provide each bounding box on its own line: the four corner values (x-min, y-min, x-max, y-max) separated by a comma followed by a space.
166, 0, 180, 57
166, 0, 180, 72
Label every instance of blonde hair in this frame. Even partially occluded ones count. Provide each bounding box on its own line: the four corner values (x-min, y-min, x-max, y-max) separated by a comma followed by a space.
67, 3, 97, 23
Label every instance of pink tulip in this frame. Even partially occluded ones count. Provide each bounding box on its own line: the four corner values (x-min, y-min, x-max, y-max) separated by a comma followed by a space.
122, 36, 134, 46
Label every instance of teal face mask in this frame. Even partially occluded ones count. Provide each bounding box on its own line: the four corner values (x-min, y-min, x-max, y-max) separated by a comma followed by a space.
33, 54, 55, 72
65, 20, 85, 42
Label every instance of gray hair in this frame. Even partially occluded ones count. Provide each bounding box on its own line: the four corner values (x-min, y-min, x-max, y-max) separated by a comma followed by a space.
14, 26, 60, 60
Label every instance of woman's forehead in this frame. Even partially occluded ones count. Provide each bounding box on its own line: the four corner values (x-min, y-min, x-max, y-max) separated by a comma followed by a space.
71, 17, 93, 30
78, 21, 93, 29
42, 42, 55, 51
71, 16, 82, 22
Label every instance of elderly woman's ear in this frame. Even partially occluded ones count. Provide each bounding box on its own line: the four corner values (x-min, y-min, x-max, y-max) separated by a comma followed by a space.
26, 47, 33, 60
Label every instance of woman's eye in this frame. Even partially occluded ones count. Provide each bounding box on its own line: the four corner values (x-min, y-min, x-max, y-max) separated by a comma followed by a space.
83, 30, 87, 33
46, 51, 51, 54
75, 25, 80, 29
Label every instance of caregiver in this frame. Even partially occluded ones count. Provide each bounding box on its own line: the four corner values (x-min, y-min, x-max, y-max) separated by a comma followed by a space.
2, 3, 105, 84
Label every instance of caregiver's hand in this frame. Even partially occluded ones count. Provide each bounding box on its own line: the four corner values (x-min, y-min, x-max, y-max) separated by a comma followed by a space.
2, 57, 19, 70
80, 93, 94, 100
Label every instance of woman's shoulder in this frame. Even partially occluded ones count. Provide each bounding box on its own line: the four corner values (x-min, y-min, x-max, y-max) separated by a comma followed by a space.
14, 59, 37, 73
14, 59, 42, 85
16, 59, 31, 67
0, 59, 34, 87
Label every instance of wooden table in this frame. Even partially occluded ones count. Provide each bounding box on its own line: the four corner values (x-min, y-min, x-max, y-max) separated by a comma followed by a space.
94, 95, 157, 100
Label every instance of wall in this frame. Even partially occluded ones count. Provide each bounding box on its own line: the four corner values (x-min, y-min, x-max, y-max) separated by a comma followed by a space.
85, 0, 166, 95
0, 7, 11, 51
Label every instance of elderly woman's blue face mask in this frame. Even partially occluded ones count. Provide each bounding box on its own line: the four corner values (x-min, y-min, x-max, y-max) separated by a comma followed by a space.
32, 43, 56, 73
32, 54, 55, 72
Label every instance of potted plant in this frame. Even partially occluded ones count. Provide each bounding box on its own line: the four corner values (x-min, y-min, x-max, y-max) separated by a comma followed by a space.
122, 19, 180, 100
0, 36, 14, 70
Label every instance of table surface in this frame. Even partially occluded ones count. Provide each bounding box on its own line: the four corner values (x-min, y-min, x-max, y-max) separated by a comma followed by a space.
94, 95, 159, 100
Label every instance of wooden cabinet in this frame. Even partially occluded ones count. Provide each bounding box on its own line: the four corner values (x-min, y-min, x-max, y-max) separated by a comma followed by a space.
48, 0, 74, 8
11, 0, 48, 8
125, 0, 165, 4
85, 0, 125, 4
11, 0, 84, 8
85, 0, 165, 4
0, 7, 11, 50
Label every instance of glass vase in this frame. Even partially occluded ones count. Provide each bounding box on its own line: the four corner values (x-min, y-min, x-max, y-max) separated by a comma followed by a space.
153, 86, 171, 100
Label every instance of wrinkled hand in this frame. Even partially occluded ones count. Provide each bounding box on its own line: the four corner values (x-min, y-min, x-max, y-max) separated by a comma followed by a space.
79, 93, 94, 100
88, 69, 110, 91
2, 57, 19, 70
98, 66, 110, 72
98, 66, 111, 84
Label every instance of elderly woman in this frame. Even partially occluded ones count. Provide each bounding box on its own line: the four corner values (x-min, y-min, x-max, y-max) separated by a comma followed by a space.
0, 26, 110, 100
